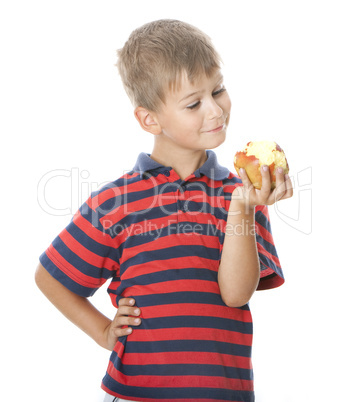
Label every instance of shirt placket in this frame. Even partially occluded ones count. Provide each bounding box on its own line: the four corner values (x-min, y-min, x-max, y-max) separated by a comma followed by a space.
160, 169, 182, 225
176, 174, 197, 223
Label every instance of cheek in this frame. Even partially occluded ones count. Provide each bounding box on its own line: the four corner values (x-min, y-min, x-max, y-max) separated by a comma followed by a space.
222, 95, 232, 126
181, 114, 204, 132
223, 94, 232, 114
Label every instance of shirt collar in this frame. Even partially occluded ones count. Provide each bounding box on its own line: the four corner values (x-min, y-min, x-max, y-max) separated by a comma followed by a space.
132, 150, 230, 181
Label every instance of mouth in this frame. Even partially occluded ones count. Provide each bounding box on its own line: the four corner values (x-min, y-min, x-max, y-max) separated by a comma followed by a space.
206, 123, 225, 133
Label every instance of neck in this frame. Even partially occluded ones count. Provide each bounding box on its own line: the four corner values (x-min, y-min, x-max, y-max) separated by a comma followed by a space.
150, 141, 207, 180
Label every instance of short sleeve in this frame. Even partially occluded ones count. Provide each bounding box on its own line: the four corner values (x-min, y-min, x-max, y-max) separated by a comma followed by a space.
39, 195, 120, 297
255, 205, 284, 290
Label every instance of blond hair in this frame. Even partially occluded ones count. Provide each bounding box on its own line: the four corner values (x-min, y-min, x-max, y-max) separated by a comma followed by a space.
116, 19, 221, 112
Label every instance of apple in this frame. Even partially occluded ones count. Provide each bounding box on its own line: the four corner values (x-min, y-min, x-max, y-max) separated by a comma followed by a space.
234, 140, 289, 189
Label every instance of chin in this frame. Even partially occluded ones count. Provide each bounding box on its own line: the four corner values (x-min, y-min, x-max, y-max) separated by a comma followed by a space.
234, 140, 289, 189
206, 128, 227, 149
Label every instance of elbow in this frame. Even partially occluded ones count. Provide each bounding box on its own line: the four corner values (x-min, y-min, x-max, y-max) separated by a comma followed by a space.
221, 294, 252, 308
35, 264, 43, 286
218, 272, 259, 308
35, 263, 49, 292
220, 287, 256, 308
34, 265, 42, 288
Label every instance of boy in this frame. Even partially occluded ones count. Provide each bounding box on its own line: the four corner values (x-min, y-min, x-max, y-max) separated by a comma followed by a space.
35, 19, 293, 402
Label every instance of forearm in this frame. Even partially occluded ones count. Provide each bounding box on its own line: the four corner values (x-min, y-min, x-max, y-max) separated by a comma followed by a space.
218, 200, 260, 307
35, 263, 111, 348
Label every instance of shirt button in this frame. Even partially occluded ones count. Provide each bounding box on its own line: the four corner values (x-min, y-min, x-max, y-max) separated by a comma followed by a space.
164, 170, 170, 177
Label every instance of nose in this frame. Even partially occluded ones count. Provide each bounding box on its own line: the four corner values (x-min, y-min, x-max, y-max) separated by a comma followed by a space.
207, 99, 223, 120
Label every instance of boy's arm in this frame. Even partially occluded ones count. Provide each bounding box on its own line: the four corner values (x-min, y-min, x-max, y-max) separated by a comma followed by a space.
35, 263, 141, 351
218, 202, 259, 308
218, 166, 293, 307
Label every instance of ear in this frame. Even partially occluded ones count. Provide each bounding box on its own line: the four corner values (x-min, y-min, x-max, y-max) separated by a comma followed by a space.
134, 107, 162, 135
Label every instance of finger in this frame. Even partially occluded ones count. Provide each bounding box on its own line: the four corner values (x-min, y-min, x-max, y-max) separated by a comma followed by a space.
236, 168, 257, 207
259, 165, 272, 200
113, 320, 137, 338
238, 168, 254, 190
273, 167, 287, 201
111, 319, 141, 339
118, 297, 136, 307
282, 174, 294, 200
114, 326, 134, 338
112, 315, 142, 333
116, 305, 141, 318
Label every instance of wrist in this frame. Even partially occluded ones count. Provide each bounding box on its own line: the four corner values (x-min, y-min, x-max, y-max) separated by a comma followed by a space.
97, 319, 113, 349
228, 198, 255, 216
225, 199, 255, 238
231, 185, 256, 212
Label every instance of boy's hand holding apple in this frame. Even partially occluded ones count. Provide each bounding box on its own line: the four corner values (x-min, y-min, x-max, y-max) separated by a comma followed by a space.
232, 140, 293, 208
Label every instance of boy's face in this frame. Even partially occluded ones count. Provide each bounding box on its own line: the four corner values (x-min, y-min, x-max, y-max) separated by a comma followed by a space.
154, 69, 231, 152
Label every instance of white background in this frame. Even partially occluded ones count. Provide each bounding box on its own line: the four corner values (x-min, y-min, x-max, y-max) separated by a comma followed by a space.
1, 1, 348, 401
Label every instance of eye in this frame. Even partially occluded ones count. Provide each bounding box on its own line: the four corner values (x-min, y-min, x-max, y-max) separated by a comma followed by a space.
186, 101, 200, 110
185, 87, 226, 110
212, 87, 226, 97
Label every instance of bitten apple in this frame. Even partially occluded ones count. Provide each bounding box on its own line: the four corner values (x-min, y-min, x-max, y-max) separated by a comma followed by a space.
234, 141, 289, 189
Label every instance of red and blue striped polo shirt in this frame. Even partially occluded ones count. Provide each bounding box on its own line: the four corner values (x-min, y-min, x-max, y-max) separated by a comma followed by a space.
40, 150, 284, 402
